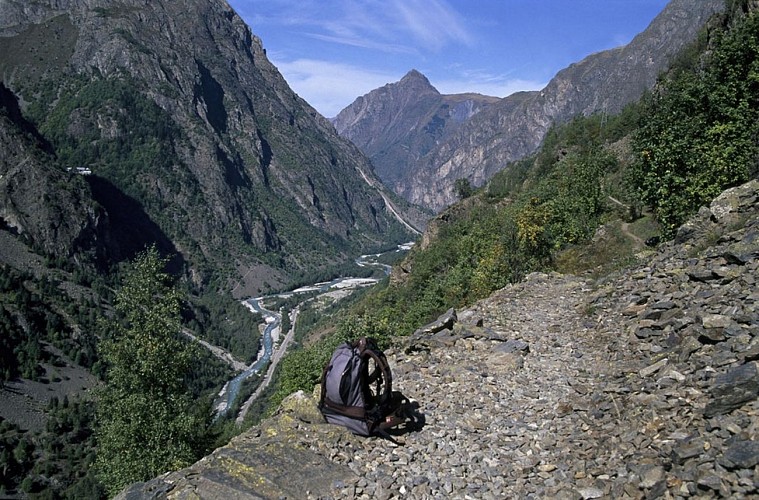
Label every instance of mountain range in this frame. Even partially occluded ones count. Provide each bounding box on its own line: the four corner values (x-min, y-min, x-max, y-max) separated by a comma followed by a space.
0, 0, 424, 297
0, 0, 727, 290
333, 0, 725, 211
1, 0, 752, 496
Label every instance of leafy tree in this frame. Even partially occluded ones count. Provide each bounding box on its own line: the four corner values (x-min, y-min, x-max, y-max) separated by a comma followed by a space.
95, 247, 207, 496
632, 10, 759, 236
454, 178, 474, 199
516, 198, 554, 254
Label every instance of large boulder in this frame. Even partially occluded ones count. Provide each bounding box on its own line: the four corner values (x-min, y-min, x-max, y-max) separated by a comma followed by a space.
116, 391, 359, 499
675, 179, 759, 245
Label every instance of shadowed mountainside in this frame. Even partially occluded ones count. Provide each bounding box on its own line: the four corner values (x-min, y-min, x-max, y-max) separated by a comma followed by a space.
0, 0, 425, 295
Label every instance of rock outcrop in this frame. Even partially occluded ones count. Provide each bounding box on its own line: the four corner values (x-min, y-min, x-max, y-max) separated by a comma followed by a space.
0, 83, 108, 261
120, 179, 759, 498
117, 391, 359, 499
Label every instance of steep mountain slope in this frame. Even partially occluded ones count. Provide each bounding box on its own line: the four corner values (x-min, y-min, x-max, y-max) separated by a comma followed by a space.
335, 0, 724, 211
332, 70, 500, 189
0, 0, 422, 294
0, 83, 108, 262
120, 179, 759, 499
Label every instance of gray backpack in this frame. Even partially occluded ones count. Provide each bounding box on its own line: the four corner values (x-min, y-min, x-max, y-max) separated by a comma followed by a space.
319, 338, 403, 436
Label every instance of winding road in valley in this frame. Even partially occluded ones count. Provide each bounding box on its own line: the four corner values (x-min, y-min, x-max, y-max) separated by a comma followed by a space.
182, 329, 247, 372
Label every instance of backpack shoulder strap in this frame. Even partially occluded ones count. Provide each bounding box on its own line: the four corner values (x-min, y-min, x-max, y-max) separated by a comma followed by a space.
356, 338, 393, 408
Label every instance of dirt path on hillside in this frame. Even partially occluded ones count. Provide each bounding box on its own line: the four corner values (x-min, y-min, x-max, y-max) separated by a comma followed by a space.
182, 329, 247, 372
621, 221, 645, 247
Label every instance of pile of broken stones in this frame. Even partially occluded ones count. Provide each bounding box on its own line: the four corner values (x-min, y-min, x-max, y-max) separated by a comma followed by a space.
119, 180, 758, 499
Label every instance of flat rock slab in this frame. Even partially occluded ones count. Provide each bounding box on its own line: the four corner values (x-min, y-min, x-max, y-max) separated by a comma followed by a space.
116, 391, 359, 499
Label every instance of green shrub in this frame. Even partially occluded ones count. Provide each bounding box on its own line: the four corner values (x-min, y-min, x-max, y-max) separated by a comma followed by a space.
631, 10, 759, 236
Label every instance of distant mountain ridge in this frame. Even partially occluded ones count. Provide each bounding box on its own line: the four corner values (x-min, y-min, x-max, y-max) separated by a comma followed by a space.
0, 0, 424, 295
332, 70, 500, 189
334, 0, 725, 211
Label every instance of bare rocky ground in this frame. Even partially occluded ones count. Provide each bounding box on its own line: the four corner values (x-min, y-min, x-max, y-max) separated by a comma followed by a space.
0, 344, 98, 432
0, 231, 99, 432
119, 180, 759, 499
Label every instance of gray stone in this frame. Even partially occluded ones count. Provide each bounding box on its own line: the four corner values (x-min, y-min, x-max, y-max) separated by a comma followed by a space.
457, 309, 484, 327
672, 437, 705, 465
699, 327, 727, 343
688, 268, 719, 282
704, 362, 759, 417
702, 314, 732, 329
639, 465, 665, 488
697, 474, 723, 492
723, 230, 759, 264
496, 339, 530, 354
639, 358, 668, 377
720, 440, 759, 469
415, 308, 457, 336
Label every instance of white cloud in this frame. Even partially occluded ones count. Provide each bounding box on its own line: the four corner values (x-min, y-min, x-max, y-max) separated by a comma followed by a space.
272, 56, 547, 118
390, 0, 473, 51
248, 0, 472, 56
435, 76, 546, 98
430, 64, 547, 98
303, 32, 415, 55
272, 58, 402, 117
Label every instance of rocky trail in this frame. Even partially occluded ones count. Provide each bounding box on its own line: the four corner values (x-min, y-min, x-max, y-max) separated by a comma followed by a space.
359, 273, 633, 499
119, 181, 759, 499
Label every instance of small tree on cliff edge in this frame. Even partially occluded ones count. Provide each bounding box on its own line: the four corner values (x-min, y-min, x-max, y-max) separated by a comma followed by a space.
95, 246, 206, 496
454, 178, 474, 200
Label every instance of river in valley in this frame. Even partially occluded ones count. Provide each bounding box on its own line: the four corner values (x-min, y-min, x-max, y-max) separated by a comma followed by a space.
212, 242, 412, 419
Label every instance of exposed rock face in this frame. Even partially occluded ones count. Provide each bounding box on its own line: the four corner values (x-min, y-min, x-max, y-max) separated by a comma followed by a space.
122, 180, 759, 498
116, 391, 360, 499
336, 0, 724, 211
0, 83, 108, 260
0, 0, 421, 290
332, 70, 500, 190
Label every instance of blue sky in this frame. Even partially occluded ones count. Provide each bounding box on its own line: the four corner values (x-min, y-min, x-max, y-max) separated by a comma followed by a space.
227, 0, 670, 117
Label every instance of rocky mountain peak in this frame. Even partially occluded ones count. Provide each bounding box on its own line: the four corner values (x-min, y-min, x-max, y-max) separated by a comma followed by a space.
398, 69, 438, 94
332, 69, 439, 126
332, 69, 499, 188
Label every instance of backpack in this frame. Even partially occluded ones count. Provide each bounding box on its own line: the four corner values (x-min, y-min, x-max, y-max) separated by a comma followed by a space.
319, 337, 404, 436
